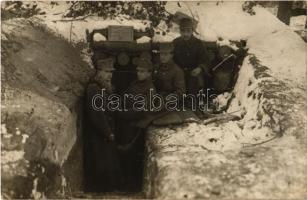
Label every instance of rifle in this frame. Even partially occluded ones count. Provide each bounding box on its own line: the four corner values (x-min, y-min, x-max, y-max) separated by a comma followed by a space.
212, 54, 235, 71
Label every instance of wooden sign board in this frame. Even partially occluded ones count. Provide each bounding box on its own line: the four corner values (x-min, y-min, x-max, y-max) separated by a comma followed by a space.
108, 25, 134, 42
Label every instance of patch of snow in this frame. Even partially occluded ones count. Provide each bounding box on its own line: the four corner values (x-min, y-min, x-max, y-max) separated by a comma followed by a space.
93, 33, 106, 42
152, 30, 180, 43
32, 178, 46, 199
136, 36, 151, 43
217, 39, 239, 50
22, 134, 29, 144
290, 15, 307, 32
36, 16, 149, 44
213, 92, 232, 111
152, 118, 272, 152
80, 46, 94, 69
1, 124, 8, 135
15, 128, 21, 135
247, 29, 306, 85
1, 150, 25, 164
3, 134, 13, 139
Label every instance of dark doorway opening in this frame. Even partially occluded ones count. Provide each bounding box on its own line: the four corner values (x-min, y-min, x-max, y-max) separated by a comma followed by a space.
82, 127, 146, 194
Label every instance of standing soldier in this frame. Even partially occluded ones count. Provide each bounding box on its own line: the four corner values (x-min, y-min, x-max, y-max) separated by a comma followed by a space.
84, 58, 121, 192
116, 58, 156, 191
154, 43, 186, 99
173, 18, 211, 107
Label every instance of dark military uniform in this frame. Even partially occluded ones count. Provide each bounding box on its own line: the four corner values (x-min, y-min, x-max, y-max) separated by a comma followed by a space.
83, 80, 122, 192
173, 36, 211, 95
116, 78, 156, 128
116, 60, 156, 191
125, 78, 156, 110
154, 60, 185, 97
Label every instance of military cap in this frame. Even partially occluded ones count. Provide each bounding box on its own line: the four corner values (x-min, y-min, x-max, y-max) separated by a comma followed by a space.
136, 58, 153, 71
179, 18, 194, 30
97, 58, 115, 71
159, 43, 174, 53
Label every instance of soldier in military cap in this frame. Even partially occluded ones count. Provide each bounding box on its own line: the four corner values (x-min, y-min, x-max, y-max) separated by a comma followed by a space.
115, 58, 156, 191
116, 58, 156, 131
154, 42, 186, 99
124, 58, 156, 107
173, 18, 211, 103
83, 57, 122, 192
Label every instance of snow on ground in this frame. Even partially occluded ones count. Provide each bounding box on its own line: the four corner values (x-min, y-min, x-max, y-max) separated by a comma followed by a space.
247, 29, 306, 86
149, 119, 272, 152
1, 150, 25, 164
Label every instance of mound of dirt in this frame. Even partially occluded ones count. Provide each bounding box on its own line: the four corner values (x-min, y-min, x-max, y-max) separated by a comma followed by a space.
1, 18, 92, 198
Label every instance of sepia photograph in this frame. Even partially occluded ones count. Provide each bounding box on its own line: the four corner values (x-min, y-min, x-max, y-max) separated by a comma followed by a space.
1, 1, 306, 199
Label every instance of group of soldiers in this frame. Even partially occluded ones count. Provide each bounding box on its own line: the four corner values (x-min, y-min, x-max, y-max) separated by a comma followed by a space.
83, 18, 238, 192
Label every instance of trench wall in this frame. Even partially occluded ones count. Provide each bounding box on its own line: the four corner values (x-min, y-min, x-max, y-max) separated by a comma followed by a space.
1, 19, 92, 198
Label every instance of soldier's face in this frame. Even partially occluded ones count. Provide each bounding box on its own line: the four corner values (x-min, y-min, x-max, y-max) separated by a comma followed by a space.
98, 70, 113, 82
160, 52, 173, 64
137, 69, 151, 81
180, 28, 193, 41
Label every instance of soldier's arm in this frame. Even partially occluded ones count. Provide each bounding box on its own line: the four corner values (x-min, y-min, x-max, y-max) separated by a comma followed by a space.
86, 83, 114, 140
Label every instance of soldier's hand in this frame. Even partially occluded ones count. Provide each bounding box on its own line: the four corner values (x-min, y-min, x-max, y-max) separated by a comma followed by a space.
190, 67, 202, 77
